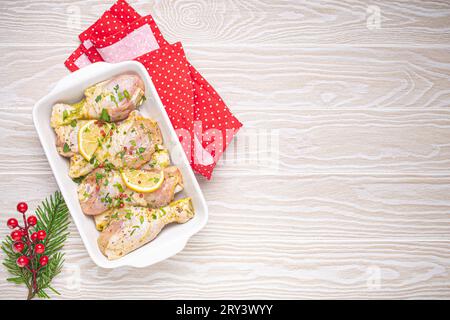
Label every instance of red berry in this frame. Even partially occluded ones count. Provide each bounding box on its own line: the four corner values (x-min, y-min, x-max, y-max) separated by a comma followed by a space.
27, 215, 38, 226
17, 202, 28, 214
7, 218, 19, 229
37, 230, 46, 240
12, 241, 25, 253
31, 232, 38, 242
16, 256, 29, 268
11, 230, 22, 241
35, 243, 45, 254
39, 255, 49, 266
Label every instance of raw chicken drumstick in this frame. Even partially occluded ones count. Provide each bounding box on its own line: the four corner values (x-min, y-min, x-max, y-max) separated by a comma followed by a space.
51, 74, 145, 128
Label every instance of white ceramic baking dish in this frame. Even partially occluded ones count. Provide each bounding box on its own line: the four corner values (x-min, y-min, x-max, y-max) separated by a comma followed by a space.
33, 61, 208, 268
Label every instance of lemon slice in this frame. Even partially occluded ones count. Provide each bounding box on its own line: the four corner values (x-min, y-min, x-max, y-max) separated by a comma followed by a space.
78, 120, 105, 161
121, 169, 164, 193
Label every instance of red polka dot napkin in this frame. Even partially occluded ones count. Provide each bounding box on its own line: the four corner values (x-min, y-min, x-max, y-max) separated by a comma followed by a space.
65, 0, 242, 179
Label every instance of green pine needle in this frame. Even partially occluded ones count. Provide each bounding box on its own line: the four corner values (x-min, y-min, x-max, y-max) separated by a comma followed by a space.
1, 191, 70, 299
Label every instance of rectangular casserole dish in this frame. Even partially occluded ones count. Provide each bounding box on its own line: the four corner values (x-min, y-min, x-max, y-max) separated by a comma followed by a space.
32, 61, 208, 268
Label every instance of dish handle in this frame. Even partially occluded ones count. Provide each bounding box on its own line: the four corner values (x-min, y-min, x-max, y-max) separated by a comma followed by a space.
50, 62, 113, 94
128, 239, 189, 268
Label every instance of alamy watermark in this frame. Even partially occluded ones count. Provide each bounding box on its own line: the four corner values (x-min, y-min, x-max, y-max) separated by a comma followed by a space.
366, 5, 381, 30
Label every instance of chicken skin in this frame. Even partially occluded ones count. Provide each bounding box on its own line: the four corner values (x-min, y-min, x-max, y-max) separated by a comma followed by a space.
51, 74, 145, 128
54, 120, 87, 157
98, 198, 195, 260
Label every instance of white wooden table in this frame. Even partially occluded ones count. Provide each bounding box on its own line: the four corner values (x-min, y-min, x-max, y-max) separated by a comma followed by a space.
1, 0, 450, 299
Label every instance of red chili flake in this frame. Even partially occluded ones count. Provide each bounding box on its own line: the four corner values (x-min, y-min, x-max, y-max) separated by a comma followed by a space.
110, 130, 113, 136
95, 185, 100, 192
100, 130, 106, 137
119, 203, 124, 208
129, 151, 133, 155
124, 146, 127, 151
98, 163, 104, 168
139, 193, 143, 198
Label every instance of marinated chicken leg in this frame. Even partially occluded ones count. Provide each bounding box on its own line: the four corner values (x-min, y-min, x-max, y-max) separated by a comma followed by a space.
69, 111, 163, 178
98, 198, 195, 260
78, 166, 183, 216
51, 74, 145, 128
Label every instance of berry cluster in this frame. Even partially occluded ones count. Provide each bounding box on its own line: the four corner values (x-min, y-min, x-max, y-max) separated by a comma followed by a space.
7, 202, 49, 272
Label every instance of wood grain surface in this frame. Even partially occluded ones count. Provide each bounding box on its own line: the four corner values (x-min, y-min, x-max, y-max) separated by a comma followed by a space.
0, 0, 449, 299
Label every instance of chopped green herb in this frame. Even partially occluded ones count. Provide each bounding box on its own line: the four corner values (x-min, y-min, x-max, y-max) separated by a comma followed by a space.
152, 213, 157, 220
138, 147, 145, 154
72, 176, 85, 184
110, 94, 118, 107
101, 193, 112, 204
113, 183, 124, 193
123, 90, 130, 100
104, 161, 115, 172
95, 172, 104, 183
95, 95, 102, 103
114, 84, 119, 92
130, 140, 137, 147
118, 91, 125, 102
130, 229, 136, 236
100, 108, 111, 122
63, 143, 70, 153
70, 119, 77, 127
140, 216, 144, 224
62, 110, 69, 121
125, 212, 132, 220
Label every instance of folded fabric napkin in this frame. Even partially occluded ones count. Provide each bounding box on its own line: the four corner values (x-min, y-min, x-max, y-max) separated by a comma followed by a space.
65, 0, 242, 179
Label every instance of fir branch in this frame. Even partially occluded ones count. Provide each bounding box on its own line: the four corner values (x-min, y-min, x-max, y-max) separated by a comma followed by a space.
1, 191, 70, 299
